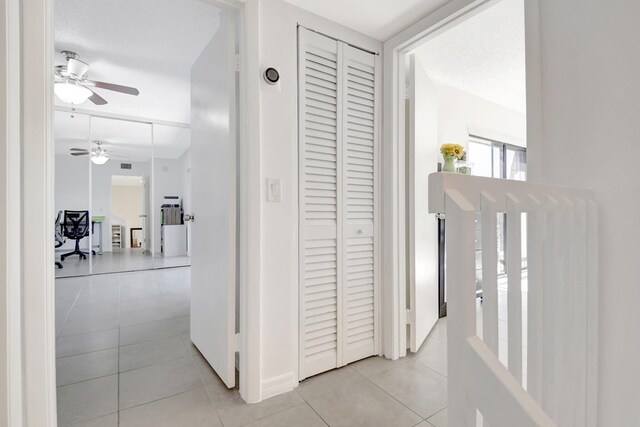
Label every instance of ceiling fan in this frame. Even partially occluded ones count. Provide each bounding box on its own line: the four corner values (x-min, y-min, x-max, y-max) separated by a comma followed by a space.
54, 50, 140, 106
70, 140, 129, 165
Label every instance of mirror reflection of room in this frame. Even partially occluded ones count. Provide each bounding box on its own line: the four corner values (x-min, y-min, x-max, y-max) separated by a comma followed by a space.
54, 108, 192, 277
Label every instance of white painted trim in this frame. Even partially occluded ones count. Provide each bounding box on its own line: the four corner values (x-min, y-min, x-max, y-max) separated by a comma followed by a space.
21, 0, 57, 423
381, 0, 543, 359
238, 0, 262, 404
1, 0, 23, 424
261, 372, 296, 400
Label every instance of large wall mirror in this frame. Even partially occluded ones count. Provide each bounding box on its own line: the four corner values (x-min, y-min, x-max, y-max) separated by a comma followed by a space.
54, 113, 191, 277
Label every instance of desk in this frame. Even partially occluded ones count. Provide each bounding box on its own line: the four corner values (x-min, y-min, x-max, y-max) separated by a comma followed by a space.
91, 216, 105, 255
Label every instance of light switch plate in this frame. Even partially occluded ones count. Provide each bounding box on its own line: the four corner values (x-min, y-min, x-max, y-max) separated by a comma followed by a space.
267, 178, 282, 202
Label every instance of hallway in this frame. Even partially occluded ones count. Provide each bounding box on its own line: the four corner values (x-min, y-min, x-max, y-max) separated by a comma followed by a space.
56, 268, 450, 426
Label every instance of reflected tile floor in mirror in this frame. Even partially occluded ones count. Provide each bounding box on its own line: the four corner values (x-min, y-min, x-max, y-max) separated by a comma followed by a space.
55, 248, 191, 278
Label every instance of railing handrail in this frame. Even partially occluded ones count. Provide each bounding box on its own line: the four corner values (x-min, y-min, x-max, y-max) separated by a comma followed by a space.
428, 172, 595, 213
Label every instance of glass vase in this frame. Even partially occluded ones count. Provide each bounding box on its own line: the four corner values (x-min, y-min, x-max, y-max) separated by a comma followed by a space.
443, 155, 456, 172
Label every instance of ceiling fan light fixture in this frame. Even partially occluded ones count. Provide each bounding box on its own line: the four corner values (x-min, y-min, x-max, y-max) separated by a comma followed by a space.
54, 80, 92, 105
91, 152, 109, 165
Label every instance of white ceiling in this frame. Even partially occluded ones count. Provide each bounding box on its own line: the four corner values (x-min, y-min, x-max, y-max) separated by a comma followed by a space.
413, 0, 526, 113
282, 0, 449, 40
54, 0, 219, 161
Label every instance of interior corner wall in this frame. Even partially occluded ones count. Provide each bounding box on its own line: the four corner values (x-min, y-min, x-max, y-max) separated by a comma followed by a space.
249, 0, 382, 398
422, 65, 527, 150
531, 1, 640, 425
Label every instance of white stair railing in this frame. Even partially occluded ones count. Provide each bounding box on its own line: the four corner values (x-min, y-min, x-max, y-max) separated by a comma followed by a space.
428, 173, 598, 427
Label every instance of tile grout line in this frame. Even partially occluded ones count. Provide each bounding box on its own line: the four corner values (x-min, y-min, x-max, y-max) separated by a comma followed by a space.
55, 284, 82, 340
364, 373, 436, 422
425, 407, 447, 425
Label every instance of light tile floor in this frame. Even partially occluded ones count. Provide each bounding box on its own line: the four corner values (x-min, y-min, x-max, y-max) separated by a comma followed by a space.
56, 268, 452, 427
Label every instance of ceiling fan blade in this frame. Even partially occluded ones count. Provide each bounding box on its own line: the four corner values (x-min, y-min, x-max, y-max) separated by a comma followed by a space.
67, 58, 90, 78
88, 90, 108, 105
69, 148, 89, 152
91, 80, 140, 96
70, 152, 89, 156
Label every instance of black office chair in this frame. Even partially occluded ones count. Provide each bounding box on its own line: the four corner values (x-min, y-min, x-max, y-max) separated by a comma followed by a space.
54, 210, 65, 269
60, 210, 91, 261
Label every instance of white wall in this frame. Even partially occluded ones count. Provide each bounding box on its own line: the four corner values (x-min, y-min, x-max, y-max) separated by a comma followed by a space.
531, 1, 640, 424
55, 154, 150, 251
432, 77, 526, 150
55, 154, 91, 250
56, 153, 191, 254
111, 185, 143, 249
247, 0, 382, 398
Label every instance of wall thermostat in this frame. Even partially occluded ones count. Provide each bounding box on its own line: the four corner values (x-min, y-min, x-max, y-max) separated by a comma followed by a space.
264, 67, 280, 85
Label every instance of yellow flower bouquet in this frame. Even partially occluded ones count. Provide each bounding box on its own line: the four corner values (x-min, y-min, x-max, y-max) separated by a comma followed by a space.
440, 143, 465, 172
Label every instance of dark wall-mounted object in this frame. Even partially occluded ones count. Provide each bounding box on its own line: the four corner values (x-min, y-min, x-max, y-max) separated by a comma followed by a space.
263, 67, 280, 85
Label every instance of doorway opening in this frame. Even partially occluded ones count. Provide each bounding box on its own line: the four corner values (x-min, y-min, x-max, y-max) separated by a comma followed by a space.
402, 0, 527, 355
109, 174, 146, 258
53, 0, 245, 424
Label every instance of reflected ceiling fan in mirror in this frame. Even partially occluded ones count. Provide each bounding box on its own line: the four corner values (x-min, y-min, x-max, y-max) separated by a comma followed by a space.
54, 50, 140, 106
70, 140, 129, 165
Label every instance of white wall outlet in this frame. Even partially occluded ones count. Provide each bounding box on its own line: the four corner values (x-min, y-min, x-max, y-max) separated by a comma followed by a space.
267, 178, 282, 202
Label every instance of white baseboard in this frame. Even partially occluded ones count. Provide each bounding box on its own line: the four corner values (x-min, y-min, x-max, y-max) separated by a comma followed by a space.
261, 372, 297, 400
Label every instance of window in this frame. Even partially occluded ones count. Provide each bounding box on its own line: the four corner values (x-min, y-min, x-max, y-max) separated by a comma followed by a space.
469, 135, 527, 285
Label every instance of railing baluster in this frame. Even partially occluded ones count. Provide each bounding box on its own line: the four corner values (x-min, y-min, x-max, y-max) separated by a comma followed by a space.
445, 189, 478, 427
526, 195, 543, 402
542, 196, 559, 421
573, 198, 588, 426
506, 194, 522, 384
557, 198, 575, 426
586, 200, 599, 427
481, 192, 499, 357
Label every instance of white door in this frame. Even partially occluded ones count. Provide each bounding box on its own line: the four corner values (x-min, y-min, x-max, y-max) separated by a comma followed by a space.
341, 44, 377, 365
298, 28, 378, 380
190, 11, 237, 388
407, 55, 439, 352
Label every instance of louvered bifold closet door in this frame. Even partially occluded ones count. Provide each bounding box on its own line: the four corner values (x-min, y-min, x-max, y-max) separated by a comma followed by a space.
341, 45, 377, 364
299, 28, 377, 380
298, 28, 343, 380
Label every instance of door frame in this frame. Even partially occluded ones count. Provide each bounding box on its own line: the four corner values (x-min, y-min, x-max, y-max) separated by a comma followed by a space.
1, 0, 261, 423
381, 0, 543, 358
